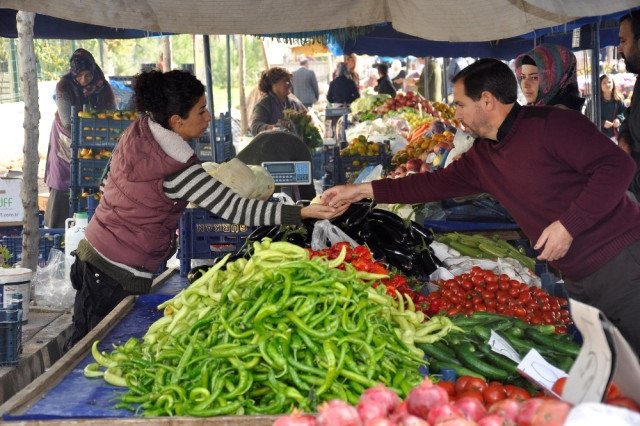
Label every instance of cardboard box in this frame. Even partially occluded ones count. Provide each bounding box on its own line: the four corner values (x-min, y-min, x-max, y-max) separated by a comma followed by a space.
0, 178, 24, 223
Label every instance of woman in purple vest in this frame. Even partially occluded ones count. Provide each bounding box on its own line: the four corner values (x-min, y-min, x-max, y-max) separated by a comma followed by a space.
65, 70, 346, 350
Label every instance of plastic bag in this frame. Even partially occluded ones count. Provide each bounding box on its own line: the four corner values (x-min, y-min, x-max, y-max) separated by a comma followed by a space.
311, 219, 359, 251
33, 248, 75, 310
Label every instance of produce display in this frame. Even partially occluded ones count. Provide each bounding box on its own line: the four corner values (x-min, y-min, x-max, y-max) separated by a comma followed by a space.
425, 311, 579, 385
425, 267, 572, 331
274, 379, 575, 425
85, 240, 434, 415
435, 233, 536, 270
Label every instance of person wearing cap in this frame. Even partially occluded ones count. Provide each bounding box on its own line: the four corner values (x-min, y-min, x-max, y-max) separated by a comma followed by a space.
44, 48, 116, 228
514, 44, 585, 111
322, 58, 640, 356
291, 59, 319, 109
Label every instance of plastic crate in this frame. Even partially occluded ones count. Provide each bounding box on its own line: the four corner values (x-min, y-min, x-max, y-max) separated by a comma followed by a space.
177, 209, 253, 276
0, 229, 64, 267
330, 145, 391, 185
441, 198, 515, 223
185, 113, 234, 162
0, 308, 22, 366
74, 115, 132, 148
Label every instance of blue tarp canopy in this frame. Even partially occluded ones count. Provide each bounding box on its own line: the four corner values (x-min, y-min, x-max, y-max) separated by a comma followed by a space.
329, 9, 634, 59
0, 9, 169, 39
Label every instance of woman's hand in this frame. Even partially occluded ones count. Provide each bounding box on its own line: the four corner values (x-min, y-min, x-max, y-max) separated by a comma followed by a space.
613, 118, 621, 128
603, 120, 614, 129
300, 203, 349, 220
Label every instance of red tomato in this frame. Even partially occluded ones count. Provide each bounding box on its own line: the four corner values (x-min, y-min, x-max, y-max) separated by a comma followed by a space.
458, 390, 485, 403
605, 382, 622, 400
437, 380, 457, 398
465, 377, 489, 393
504, 385, 531, 401
551, 377, 567, 396
485, 273, 498, 283
607, 397, 640, 412
483, 385, 506, 405
455, 376, 473, 395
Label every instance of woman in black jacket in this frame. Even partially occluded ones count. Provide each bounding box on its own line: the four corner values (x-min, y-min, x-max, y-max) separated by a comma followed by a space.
327, 63, 360, 105
374, 63, 397, 97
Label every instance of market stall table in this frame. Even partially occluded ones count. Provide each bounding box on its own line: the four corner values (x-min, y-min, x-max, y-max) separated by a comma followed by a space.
1, 269, 264, 424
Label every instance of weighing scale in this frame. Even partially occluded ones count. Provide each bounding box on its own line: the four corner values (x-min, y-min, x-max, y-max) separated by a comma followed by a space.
261, 161, 312, 202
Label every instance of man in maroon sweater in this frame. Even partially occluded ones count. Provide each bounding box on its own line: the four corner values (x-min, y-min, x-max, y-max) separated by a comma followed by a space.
323, 58, 640, 356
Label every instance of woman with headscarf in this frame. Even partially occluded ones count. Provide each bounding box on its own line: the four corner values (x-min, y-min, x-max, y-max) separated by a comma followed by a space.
514, 44, 585, 111
44, 48, 115, 228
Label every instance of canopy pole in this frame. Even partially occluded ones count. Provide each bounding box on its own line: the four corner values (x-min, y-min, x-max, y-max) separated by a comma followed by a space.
226, 35, 232, 113
591, 22, 601, 131
203, 35, 217, 161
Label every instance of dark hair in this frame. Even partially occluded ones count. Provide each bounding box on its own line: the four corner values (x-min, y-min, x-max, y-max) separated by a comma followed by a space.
376, 63, 389, 76
258, 67, 292, 94
299, 59, 309, 66
620, 10, 640, 40
452, 58, 517, 104
600, 74, 622, 102
133, 70, 205, 129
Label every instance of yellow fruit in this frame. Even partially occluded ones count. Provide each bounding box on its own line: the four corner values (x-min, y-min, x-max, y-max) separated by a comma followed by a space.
112, 112, 123, 120
77, 111, 94, 118
97, 113, 108, 119
80, 148, 91, 157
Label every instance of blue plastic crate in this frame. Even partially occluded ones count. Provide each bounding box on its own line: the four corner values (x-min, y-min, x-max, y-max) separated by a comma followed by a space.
331, 145, 391, 185
177, 209, 253, 276
0, 229, 64, 267
75, 115, 132, 148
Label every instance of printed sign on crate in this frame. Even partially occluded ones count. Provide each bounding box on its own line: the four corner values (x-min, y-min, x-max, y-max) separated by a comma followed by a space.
0, 177, 24, 223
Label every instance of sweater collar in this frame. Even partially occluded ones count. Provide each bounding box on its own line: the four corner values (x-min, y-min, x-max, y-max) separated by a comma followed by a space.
496, 103, 522, 142
147, 117, 194, 163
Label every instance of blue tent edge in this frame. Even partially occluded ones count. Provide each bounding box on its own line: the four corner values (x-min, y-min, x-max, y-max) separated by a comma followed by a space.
328, 7, 639, 59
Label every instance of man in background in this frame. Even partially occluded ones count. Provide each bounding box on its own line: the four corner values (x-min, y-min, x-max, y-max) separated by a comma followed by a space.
291, 59, 319, 108
618, 10, 640, 199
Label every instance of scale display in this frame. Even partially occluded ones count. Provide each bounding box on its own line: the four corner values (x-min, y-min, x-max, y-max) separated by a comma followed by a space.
261, 161, 312, 185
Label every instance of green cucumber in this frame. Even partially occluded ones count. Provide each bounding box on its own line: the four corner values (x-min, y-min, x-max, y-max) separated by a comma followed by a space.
454, 342, 510, 380
472, 325, 491, 342
478, 344, 518, 374
417, 342, 460, 364
524, 327, 580, 357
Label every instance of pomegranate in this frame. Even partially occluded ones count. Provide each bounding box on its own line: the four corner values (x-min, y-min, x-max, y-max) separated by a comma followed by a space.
454, 396, 487, 421
426, 403, 464, 424
488, 399, 520, 424
515, 398, 545, 426
394, 414, 430, 425
529, 400, 570, 426
357, 384, 401, 422
477, 414, 505, 426
273, 411, 317, 426
316, 399, 362, 426
406, 378, 449, 420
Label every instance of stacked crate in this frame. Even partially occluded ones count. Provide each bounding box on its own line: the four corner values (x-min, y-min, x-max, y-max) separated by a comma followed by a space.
177, 208, 253, 276
69, 108, 132, 215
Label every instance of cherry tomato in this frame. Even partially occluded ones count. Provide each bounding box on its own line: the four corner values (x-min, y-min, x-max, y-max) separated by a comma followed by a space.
605, 382, 622, 400
351, 244, 371, 259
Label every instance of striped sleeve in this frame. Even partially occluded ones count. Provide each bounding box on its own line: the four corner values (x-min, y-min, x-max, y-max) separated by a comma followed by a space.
163, 164, 302, 226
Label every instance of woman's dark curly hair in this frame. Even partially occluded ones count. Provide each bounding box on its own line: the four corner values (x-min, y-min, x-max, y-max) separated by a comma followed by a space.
258, 67, 292, 94
133, 70, 205, 129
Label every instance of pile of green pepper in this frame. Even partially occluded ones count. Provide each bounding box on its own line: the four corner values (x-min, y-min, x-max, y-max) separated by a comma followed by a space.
86, 239, 427, 416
